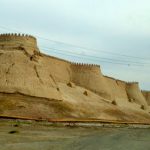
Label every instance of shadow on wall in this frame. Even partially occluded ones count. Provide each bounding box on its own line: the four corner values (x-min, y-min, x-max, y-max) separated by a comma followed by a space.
142, 91, 150, 105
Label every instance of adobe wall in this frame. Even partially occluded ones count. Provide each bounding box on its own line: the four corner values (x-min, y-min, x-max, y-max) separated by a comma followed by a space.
40, 53, 71, 83
0, 33, 149, 106
0, 48, 63, 100
126, 82, 148, 107
104, 76, 128, 101
70, 63, 111, 99
0, 33, 39, 55
142, 91, 150, 105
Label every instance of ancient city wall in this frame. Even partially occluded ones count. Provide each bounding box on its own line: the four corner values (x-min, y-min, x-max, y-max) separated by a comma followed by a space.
126, 82, 147, 107
40, 54, 71, 83
0, 33, 148, 107
104, 76, 128, 101
142, 91, 150, 105
70, 63, 111, 99
0, 50, 63, 100
0, 33, 39, 55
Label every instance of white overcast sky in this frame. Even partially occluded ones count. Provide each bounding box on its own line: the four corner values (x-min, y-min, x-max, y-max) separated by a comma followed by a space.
0, 0, 150, 90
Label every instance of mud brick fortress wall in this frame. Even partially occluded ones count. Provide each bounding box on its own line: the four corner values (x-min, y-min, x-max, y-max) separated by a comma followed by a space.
0, 33, 148, 107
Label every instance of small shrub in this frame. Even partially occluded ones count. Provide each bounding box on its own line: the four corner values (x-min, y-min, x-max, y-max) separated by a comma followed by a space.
67, 82, 72, 87
8, 130, 19, 134
111, 100, 117, 105
83, 91, 88, 96
141, 105, 145, 110
128, 99, 132, 102
13, 124, 19, 127
129, 98, 135, 102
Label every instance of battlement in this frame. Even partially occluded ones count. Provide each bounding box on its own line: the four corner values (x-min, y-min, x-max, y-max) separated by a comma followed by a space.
0, 33, 36, 40
126, 82, 140, 90
71, 62, 100, 74
71, 62, 100, 68
0, 33, 39, 54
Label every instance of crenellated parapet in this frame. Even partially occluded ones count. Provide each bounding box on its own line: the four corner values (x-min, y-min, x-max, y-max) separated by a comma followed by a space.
0, 33, 36, 40
70, 62, 100, 74
126, 82, 138, 85
126, 82, 139, 89
71, 62, 100, 67
0, 33, 39, 54
71, 62, 100, 69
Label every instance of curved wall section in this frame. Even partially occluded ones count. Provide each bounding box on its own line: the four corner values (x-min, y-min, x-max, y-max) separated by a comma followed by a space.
0, 33, 39, 55
71, 63, 111, 99
126, 82, 147, 107
142, 91, 150, 105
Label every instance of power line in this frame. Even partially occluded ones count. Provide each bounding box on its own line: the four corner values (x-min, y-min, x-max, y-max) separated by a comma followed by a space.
42, 48, 133, 66
40, 47, 147, 67
0, 36, 149, 67
38, 37, 150, 60
41, 45, 150, 66
0, 25, 149, 61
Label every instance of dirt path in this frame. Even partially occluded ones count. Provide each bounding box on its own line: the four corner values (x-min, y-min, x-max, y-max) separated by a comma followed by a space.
0, 121, 150, 150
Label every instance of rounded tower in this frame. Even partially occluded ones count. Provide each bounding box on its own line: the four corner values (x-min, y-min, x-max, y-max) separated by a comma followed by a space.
0, 33, 39, 55
126, 82, 147, 107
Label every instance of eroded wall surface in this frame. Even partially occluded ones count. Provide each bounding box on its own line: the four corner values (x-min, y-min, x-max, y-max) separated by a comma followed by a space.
71, 64, 111, 99
126, 83, 148, 107
0, 33, 149, 111
142, 91, 150, 105
104, 76, 128, 101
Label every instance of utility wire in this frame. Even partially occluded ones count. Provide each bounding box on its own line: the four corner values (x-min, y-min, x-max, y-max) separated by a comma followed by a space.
41, 45, 150, 66
42, 48, 137, 66
0, 37, 149, 67
0, 25, 149, 61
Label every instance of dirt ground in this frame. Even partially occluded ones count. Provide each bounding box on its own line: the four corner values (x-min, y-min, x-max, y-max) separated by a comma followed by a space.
0, 121, 150, 150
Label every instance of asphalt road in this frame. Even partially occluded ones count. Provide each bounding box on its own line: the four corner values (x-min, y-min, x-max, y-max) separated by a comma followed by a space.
0, 124, 150, 150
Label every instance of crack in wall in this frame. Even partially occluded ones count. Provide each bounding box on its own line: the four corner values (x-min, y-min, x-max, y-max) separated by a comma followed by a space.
49, 74, 59, 90
49, 74, 57, 85
6, 63, 15, 74
34, 65, 43, 84
5, 63, 15, 85
67, 68, 72, 82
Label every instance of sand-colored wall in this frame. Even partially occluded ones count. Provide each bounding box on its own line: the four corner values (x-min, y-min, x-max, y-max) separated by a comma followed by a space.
104, 76, 128, 101
0, 33, 39, 55
142, 91, 150, 105
1, 34, 150, 122
0, 33, 149, 107
0, 48, 148, 105
0, 50, 62, 100
126, 82, 147, 106
40, 54, 71, 83
71, 63, 111, 99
